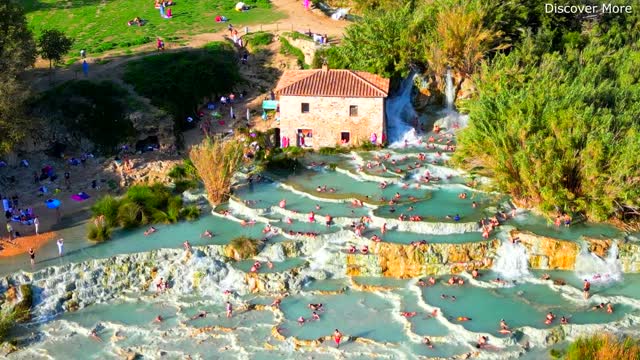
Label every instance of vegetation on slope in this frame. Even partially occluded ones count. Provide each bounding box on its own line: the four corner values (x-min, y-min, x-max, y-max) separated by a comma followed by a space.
33, 80, 137, 153
556, 334, 640, 360
454, 23, 640, 222
0, 1, 36, 155
124, 42, 241, 132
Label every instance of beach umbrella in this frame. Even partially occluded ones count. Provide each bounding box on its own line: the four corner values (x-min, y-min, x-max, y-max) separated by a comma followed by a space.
45, 199, 61, 209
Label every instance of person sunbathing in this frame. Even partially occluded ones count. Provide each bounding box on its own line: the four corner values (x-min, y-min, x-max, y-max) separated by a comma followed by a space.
127, 17, 144, 26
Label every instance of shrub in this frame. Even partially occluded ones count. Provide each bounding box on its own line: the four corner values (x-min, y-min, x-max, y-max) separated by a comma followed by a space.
319, 147, 349, 155
91, 195, 121, 227
180, 205, 201, 221
87, 215, 113, 241
117, 202, 146, 229
226, 236, 261, 260
245, 31, 274, 48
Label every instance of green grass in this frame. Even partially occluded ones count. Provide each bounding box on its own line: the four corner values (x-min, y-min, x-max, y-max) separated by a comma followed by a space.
23, 0, 285, 55
243, 31, 273, 50
279, 36, 307, 68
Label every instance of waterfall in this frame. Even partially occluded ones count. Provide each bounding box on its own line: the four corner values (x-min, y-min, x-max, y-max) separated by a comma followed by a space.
493, 241, 530, 280
575, 242, 622, 284
385, 72, 422, 148
445, 68, 455, 111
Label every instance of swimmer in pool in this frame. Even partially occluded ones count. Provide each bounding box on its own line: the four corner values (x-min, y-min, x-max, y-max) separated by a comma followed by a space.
308, 303, 323, 311
456, 316, 472, 322
607, 303, 614, 313
401, 312, 417, 318
560, 316, 568, 324
545, 312, 555, 325
144, 226, 157, 236
298, 316, 305, 325
89, 329, 103, 342
423, 337, 434, 348
312, 312, 320, 320
499, 319, 511, 334
201, 230, 213, 238
191, 310, 207, 320
154, 315, 163, 323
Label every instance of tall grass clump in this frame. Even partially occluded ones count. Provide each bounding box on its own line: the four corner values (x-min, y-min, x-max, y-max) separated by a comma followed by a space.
226, 236, 261, 260
189, 138, 245, 205
563, 334, 640, 360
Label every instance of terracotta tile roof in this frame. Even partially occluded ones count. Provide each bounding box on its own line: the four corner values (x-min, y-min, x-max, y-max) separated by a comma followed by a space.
275, 69, 390, 98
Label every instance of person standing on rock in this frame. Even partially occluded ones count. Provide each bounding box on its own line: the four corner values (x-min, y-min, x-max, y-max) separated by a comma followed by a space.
6, 222, 14, 241
226, 301, 233, 318
28, 247, 35, 267
333, 329, 343, 348
57, 238, 64, 257
583, 279, 591, 300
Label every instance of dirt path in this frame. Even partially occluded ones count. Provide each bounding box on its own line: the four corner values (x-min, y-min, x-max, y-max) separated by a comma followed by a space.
29, 1, 349, 92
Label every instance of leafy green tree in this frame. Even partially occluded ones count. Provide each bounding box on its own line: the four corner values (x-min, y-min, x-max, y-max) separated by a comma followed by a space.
38, 29, 74, 69
0, 1, 37, 155
337, 5, 417, 78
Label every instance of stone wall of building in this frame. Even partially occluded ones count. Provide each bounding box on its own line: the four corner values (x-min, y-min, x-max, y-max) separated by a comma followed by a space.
278, 95, 385, 148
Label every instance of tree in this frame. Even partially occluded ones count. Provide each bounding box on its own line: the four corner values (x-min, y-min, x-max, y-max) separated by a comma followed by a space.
0, 1, 37, 155
38, 29, 74, 69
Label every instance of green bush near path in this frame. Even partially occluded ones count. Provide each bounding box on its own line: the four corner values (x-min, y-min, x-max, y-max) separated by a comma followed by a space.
89, 184, 201, 241
123, 42, 241, 132
22, 0, 284, 56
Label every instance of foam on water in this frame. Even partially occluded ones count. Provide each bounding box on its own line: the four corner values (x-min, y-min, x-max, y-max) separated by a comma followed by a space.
575, 242, 623, 284
386, 73, 423, 148
493, 241, 531, 280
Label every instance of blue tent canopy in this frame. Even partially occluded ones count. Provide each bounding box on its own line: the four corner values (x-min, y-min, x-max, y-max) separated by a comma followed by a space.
262, 100, 278, 110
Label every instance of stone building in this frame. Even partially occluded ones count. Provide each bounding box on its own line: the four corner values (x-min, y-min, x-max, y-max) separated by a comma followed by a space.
274, 65, 390, 149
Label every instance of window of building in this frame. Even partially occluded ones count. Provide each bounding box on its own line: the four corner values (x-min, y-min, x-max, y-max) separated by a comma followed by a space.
349, 105, 358, 117
301, 103, 310, 113
341, 132, 350, 144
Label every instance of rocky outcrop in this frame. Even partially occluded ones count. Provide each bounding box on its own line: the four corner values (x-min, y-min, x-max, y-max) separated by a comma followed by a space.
347, 239, 499, 278
618, 240, 640, 273
515, 231, 580, 270
0, 244, 307, 320
245, 265, 307, 293
126, 110, 176, 151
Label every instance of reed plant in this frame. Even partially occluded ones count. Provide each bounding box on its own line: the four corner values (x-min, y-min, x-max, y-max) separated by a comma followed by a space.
564, 334, 640, 360
189, 138, 245, 205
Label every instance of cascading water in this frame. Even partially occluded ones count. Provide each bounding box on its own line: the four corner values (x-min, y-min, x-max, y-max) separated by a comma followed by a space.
385, 72, 422, 148
493, 241, 531, 280
445, 68, 455, 111
575, 242, 622, 284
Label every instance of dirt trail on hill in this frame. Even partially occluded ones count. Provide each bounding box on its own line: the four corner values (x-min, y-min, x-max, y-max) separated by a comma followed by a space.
29, 1, 348, 92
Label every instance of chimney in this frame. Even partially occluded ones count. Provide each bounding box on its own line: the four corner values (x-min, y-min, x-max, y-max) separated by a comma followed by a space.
322, 60, 329, 72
